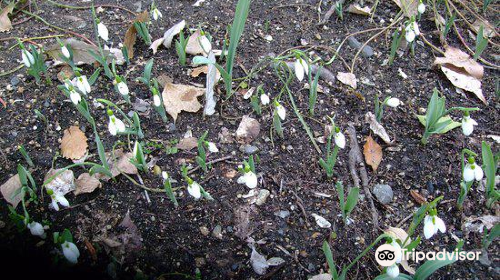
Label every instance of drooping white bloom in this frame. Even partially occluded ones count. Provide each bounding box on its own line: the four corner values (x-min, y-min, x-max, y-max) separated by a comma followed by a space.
334, 131, 346, 149
21, 49, 35, 67
300, 58, 309, 76
50, 193, 69, 211
276, 103, 286, 121
461, 116, 478, 136
405, 28, 416, 43
418, 3, 426, 14
423, 215, 446, 239
260, 94, 270, 105
463, 162, 484, 182
151, 8, 162, 20
386, 97, 400, 108
153, 94, 161, 107
207, 142, 219, 153
390, 240, 402, 264
132, 141, 139, 158
27, 221, 45, 238
412, 22, 420, 36
61, 45, 70, 59
187, 181, 202, 199
117, 81, 129, 96
237, 171, 258, 189
199, 35, 212, 54
162, 171, 169, 180
387, 264, 400, 278
61, 241, 80, 264
75, 75, 91, 95
108, 115, 126, 136
97, 21, 109, 41
70, 90, 81, 105
294, 59, 305, 82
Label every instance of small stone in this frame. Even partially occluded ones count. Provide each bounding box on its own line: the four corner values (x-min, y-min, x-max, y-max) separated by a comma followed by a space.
200, 226, 210, 236
212, 225, 223, 239
255, 189, 270, 206
274, 210, 290, 219
239, 144, 259, 154
195, 257, 206, 267
347, 36, 374, 57
10, 76, 20, 86
372, 184, 393, 204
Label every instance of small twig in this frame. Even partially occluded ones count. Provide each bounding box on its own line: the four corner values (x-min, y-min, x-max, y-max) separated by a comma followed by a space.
0, 64, 24, 77
347, 124, 380, 230
290, 188, 310, 227
187, 155, 233, 175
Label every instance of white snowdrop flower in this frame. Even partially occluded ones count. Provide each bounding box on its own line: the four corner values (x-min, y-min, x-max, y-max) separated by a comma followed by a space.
300, 58, 309, 76
61, 45, 70, 59
423, 215, 446, 239
387, 264, 400, 279
311, 213, 331, 228
97, 21, 109, 41
199, 35, 212, 54
260, 94, 270, 105
463, 162, 483, 182
50, 193, 69, 211
390, 240, 403, 264
132, 141, 139, 158
243, 89, 254, 99
207, 142, 219, 153
276, 103, 286, 121
75, 75, 91, 95
418, 3, 426, 14
108, 114, 126, 136
153, 94, 161, 107
412, 22, 420, 36
117, 81, 129, 96
461, 115, 478, 136
405, 28, 416, 43
294, 59, 305, 82
27, 221, 45, 238
386, 97, 400, 108
162, 171, 169, 180
237, 171, 258, 189
61, 241, 80, 264
334, 130, 346, 149
21, 49, 35, 67
151, 8, 162, 21
187, 181, 202, 200
70, 90, 81, 105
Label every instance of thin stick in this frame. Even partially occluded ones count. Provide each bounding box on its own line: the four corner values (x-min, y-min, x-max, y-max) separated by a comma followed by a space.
187, 155, 233, 175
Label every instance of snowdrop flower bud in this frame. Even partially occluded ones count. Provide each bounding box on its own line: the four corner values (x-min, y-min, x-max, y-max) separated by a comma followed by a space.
117, 81, 129, 96
97, 21, 109, 41
405, 28, 416, 43
61, 241, 80, 264
300, 58, 309, 76
50, 192, 69, 211
294, 58, 305, 82
423, 214, 446, 239
207, 142, 219, 153
237, 171, 258, 189
187, 181, 202, 200
276, 102, 286, 121
61, 45, 70, 59
27, 221, 45, 238
463, 158, 483, 182
133, 141, 139, 158
151, 8, 162, 21
260, 94, 270, 105
461, 115, 478, 136
108, 111, 126, 136
387, 264, 400, 278
153, 94, 161, 107
70, 90, 81, 105
418, 2, 426, 14
75, 75, 91, 95
386, 97, 400, 108
21, 49, 35, 68
334, 128, 346, 149
162, 171, 169, 180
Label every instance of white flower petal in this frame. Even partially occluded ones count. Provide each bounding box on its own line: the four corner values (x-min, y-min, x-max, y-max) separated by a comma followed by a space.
62, 46, 70, 59
260, 94, 270, 105
153, 94, 161, 107
463, 164, 475, 182
98, 22, 109, 41
423, 215, 435, 239
435, 217, 446, 233
335, 132, 346, 149
474, 165, 484, 181
387, 264, 400, 278
405, 29, 415, 43
300, 58, 309, 76
294, 59, 304, 82
62, 241, 80, 264
418, 3, 426, 14
276, 104, 286, 120
386, 98, 400, 108
27, 222, 45, 237
117, 82, 129, 96
245, 172, 258, 189
188, 182, 202, 199
70, 91, 81, 105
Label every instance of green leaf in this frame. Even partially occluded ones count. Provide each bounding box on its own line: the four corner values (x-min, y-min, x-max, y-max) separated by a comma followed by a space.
226, 0, 251, 78
413, 240, 464, 280
482, 141, 497, 196
345, 187, 360, 213
322, 241, 338, 279
417, 115, 460, 134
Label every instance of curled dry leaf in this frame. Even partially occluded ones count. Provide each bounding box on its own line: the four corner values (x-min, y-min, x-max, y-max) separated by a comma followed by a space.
365, 112, 392, 144
176, 137, 198, 150
337, 72, 357, 89
150, 20, 186, 53
74, 173, 102, 195
250, 247, 269, 275
186, 29, 210, 56
60, 126, 88, 160
363, 136, 382, 172
0, 2, 15, 32
236, 115, 261, 144
410, 190, 427, 205
124, 11, 149, 59
0, 174, 22, 207
46, 38, 110, 65
311, 213, 331, 228
162, 82, 205, 122
347, 4, 371, 16
441, 65, 486, 104
391, 0, 418, 17
44, 169, 76, 195
472, 19, 497, 38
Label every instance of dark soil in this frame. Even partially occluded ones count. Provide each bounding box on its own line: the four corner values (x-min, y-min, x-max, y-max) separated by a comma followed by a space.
0, 1, 499, 279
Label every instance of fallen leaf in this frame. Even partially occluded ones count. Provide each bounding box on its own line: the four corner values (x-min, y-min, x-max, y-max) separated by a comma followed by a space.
347, 4, 371, 16
337, 72, 357, 89
160, 20, 186, 48
57, 65, 74, 82
150, 37, 164, 54
311, 274, 333, 280
311, 213, 331, 228
234, 205, 254, 240
471, 19, 497, 38
363, 136, 382, 171
365, 112, 392, 144
0, 2, 15, 32
61, 126, 88, 160
84, 239, 97, 261
74, 173, 102, 195
176, 137, 198, 150
410, 190, 427, 205
156, 74, 173, 87
44, 169, 76, 195
0, 174, 22, 207
391, 0, 418, 17
123, 11, 149, 59
250, 247, 269, 275
190, 65, 209, 77
267, 257, 286, 266
434, 47, 484, 79
46, 38, 109, 65
204, 51, 217, 116
186, 29, 209, 55
236, 115, 261, 144
162, 82, 205, 122
96, 149, 138, 181
440, 65, 486, 104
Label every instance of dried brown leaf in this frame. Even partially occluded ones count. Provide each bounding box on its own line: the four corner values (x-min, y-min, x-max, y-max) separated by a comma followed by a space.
0, 174, 22, 207
124, 11, 149, 59
363, 136, 382, 171
471, 19, 497, 38
162, 82, 205, 122
434, 47, 484, 79
186, 29, 208, 55
391, 0, 418, 17
74, 173, 102, 195
410, 190, 427, 205
365, 112, 392, 144
336, 72, 357, 89
44, 169, 75, 195
0, 2, 15, 32
347, 4, 371, 16
46, 38, 108, 65
176, 137, 198, 150
61, 126, 88, 160
441, 65, 486, 104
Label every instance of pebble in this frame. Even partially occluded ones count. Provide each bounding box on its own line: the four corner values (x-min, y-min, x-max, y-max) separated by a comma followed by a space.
347, 36, 374, 58
255, 189, 270, 206
200, 226, 210, 236
212, 225, 223, 239
372, 184, 393, 204
239, 144, 259, 154
10, 76, 20, 86
274, 210, 290, 219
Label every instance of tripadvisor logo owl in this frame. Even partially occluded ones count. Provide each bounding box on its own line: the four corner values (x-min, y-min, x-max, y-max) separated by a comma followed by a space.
375, 244, 398, 267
